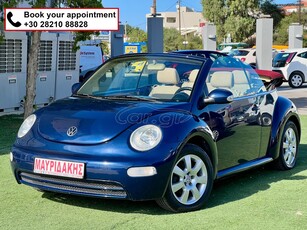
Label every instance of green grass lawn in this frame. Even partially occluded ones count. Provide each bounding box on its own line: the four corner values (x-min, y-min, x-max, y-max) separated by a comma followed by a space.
0, 115, 306, 230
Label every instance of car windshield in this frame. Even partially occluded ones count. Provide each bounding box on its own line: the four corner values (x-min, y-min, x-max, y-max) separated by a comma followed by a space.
77, 55, 204, 102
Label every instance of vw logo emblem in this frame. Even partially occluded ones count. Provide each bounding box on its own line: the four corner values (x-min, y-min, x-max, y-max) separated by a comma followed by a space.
67, 126, 78, 137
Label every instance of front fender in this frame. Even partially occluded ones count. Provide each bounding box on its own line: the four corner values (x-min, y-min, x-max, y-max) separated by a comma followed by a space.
267, 96, 301, 159
146, 112, 218, 198
145, 112, 218, 179
176, 128, 218, 178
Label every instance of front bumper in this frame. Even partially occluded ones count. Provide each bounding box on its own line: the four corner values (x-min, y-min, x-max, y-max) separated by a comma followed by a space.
18, 171, 128, 198
11, 143, 177, 201
272, 68, 287, 80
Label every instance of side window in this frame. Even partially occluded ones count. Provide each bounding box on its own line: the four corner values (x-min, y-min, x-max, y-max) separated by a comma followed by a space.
232, 65, 266, 97
206, 57, 266, 98
231, 70, 252, 97
206, 56, 240, 96
243, 64, 267, 94
297, 52, 307, 59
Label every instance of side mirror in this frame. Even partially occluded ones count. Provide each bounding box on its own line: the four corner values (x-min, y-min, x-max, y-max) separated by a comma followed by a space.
71, 83, 81, 94
204, 88, 234, 104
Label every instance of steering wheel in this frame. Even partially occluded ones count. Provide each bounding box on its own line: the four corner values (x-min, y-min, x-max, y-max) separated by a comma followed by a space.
175, 87, 193, 94
172, 87, 192, 101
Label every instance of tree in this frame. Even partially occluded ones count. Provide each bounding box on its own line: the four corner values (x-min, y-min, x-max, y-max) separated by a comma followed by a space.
202, 0, 259, 43
0, 1, 19, 41
202, 0, 226, 43
185, 35, 203, 50
126, 25, 147, 42
23, 0, 45, 119
260, 0, 285, 28
163, 28, 183, 52
163, 28, 203, 51
1, 0, 45, 118
0, 0, 102, 118
100, 41, 110, 55
0, 21, 3, 43
274, 12, 307, 46
125, 24, 147, 52
224, 15, 255, 43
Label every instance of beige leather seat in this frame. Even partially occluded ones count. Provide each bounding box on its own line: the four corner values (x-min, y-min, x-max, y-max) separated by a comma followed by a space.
181, 69, 199, 88
232, 70, 250, 97
207, 71, 234, 93
149, 68, 180, 99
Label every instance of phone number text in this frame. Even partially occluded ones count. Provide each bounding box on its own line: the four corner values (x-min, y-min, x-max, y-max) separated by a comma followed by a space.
25, 21, 88, 28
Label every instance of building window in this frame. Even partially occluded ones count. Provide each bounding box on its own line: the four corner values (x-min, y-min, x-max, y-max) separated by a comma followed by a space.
166, 17, 176, 23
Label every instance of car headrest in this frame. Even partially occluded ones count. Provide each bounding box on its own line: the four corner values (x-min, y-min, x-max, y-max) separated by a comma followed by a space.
157, 68, 180, 85
188, 69, 199, 82
232, 70, 249, 84
210, 71, 234, 88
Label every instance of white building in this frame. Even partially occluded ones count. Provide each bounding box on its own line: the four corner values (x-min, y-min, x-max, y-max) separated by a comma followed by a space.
146, 6, 206, 37
280, 0, 307, 14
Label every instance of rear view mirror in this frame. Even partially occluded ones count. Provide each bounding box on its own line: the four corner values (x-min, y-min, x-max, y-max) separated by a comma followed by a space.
71, 83, 81, 94
147, 63, 165, 71
204, 88, 234, 104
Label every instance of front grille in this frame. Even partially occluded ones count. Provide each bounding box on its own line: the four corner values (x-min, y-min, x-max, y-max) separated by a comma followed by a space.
20, 172, 127, 198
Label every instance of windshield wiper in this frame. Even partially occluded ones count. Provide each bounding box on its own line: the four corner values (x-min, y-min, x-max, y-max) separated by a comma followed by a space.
74, 93, 158, 102
104, 95, 158, 101
72, 93, 106, 100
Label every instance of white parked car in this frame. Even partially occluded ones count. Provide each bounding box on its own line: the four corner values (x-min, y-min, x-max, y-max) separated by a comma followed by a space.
230, 48, 256, 66
272, 48, 307, 88
231, 48, 278, 68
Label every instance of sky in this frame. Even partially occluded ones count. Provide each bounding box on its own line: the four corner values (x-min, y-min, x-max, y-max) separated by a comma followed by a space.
101, 0, 204, 30
102, 0, 296, 30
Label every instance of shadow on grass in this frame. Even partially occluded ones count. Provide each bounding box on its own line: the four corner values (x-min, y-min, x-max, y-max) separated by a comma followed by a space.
41, 143, 307, 214
206, 143, 307, 209
42, 193, 165, 214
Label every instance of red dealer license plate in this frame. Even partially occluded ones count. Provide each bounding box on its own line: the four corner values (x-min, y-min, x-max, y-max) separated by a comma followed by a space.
34, 158, 84, 179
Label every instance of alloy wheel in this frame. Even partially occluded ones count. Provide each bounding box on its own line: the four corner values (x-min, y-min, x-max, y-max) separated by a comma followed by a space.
290, 74, 303, 88
282, 127, 297, 168
171, 154, 208, 205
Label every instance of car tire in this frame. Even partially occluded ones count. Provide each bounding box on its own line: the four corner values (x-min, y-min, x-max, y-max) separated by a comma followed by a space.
274, 121, 299, 170
289, 72, 304, 88
156, 144, 214, 212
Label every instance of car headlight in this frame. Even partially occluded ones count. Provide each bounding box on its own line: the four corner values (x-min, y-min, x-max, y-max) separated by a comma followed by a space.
17, 114, 36, 138
130, 125, 162, 151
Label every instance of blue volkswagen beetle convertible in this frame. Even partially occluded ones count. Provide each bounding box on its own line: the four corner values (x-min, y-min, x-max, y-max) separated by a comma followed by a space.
11, 53, 301, 212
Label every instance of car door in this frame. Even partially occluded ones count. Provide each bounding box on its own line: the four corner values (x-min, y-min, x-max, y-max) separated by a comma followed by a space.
197, 57, 264, 171
296, 51, 307, 74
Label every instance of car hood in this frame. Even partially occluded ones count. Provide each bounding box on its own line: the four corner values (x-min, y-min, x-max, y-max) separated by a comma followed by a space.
37, 97, 191, 145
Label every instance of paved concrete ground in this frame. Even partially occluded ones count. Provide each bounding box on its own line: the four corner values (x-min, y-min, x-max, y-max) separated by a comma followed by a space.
277, 83, 307, 115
